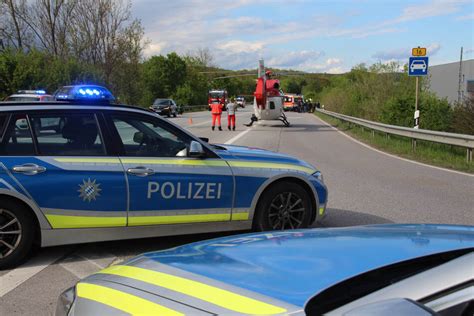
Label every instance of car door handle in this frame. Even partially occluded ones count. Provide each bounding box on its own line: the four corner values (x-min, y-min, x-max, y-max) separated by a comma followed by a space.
127, 166, 155, 177
12, 163, 46, 175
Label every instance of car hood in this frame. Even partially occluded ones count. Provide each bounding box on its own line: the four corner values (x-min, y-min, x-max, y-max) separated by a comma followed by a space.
214, 144, 318, 174
85, 224, 473, 310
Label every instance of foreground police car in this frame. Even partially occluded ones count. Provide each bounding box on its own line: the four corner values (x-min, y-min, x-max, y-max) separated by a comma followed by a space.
57, 224, 474, 316
0, 85, 327, 268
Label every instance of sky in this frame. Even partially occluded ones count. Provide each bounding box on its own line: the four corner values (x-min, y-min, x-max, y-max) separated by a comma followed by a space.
132, 0, 474, 73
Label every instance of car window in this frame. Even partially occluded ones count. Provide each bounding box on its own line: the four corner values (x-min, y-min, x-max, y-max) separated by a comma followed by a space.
111, 113, 191, 157
29, 113, 106, 156
0, 115, 35, 156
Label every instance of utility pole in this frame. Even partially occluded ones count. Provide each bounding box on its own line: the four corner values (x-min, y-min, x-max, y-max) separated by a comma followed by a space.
457, 47, 463, 104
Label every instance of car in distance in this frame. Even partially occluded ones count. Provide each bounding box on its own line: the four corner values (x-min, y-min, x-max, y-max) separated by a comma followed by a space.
236, 96, 246, 108
0, 85, 327, 269
56, 224, 474, 315
4, 90, 60, 131
4, 90, 55, 102
410, 60, 427, 72
150, 98, 179, 117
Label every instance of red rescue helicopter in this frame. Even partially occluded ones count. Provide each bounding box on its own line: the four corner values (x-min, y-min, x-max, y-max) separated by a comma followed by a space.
250, 59, 290, 127
201, 59, 291, 127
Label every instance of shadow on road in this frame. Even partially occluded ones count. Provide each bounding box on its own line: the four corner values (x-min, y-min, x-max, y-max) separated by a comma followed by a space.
5, 209, 392, 272
317, 208, 393, 227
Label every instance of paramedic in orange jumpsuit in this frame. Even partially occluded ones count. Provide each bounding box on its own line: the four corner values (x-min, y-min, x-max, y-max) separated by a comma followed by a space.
210, 101, 223, 131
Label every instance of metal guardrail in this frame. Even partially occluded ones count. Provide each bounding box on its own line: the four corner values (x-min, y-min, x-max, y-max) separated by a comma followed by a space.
316, 109, 474, 162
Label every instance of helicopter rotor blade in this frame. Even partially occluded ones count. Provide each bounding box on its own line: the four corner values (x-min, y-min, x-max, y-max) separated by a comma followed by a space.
213, 73, 258, 80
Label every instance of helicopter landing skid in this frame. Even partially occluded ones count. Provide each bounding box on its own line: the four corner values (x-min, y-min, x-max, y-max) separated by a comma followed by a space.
279, 113, 290, 127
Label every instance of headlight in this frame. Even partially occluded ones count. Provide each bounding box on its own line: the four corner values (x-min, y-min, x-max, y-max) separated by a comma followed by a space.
56, 286, 76, 316
312, 171, 324, 182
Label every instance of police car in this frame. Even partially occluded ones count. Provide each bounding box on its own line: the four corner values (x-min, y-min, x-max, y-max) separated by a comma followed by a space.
57, 224, 474, 315
0, 85, 327, 269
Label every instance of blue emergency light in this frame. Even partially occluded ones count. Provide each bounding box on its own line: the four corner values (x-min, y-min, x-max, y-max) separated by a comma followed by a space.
54, 85, 115, 103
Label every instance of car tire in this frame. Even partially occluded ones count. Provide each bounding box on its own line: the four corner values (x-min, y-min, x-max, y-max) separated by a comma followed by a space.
253, 181, 312, 231
0, 200, 36, 269
167, 111, 171, 118
173, 111, 177, 118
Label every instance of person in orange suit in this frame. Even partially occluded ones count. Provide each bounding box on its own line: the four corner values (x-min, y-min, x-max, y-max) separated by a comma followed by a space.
210, 101, 223, 131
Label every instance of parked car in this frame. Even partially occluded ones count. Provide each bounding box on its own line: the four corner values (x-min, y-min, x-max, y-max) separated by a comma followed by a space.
236, 96, 246, 108
150, 98, 179, 117
57, 224, 474, 315
3, 90, 60, 132
4, 90, 55, 102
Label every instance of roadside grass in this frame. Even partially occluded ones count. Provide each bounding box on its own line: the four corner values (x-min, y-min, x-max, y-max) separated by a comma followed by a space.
315, 111, 474, 174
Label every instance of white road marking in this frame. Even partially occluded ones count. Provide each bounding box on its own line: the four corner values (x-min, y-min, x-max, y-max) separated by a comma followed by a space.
314, 114, 474, 177
59, 251, 116, 279
225, 128, 251, 145
0, 249, 64, 297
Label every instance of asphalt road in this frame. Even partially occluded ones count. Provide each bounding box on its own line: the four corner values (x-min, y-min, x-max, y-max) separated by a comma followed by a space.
1, 107, 473, 315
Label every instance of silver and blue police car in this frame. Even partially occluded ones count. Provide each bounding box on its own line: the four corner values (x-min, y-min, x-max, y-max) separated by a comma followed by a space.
57, 224, 474, 315
0, 85, 327, 268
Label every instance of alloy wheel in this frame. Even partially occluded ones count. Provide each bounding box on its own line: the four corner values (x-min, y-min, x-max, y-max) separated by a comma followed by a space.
267, 192, 305, 230
0, 209, 22, 259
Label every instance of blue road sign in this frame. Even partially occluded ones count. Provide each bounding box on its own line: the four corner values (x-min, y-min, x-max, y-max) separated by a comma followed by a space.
409, 57, 429, 76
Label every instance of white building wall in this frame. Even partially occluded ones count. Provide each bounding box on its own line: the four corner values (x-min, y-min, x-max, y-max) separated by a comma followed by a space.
428, 59, 474, 104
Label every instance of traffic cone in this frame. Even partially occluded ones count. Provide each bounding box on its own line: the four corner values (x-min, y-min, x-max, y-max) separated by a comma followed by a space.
188, 117, 193, 125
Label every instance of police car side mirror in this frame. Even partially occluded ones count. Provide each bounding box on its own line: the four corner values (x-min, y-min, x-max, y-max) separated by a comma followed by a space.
188, 141, 206, 158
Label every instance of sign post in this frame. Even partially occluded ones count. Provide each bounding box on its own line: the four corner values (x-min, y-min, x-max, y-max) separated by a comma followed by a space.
409, 48, 428, 150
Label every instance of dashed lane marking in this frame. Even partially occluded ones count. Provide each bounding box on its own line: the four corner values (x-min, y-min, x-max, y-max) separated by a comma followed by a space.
225, 128, 252, 145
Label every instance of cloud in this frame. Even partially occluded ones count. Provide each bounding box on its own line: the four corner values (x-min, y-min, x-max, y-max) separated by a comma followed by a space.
220, 40, 264, 53
465, 48, 474, 55
396, 0, 470, 22
143, 42, 167, 56
372, 48, 409, 60
426, 43, 441, 55
456, 13, 474, 20
372, 43, 441, 61
267, 51, 324, 68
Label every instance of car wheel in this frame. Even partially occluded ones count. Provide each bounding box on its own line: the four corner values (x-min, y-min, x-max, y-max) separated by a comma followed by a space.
253, 181, 312, 231
173, 111, 177, 118
0, 200, 36, 269
167, 111, 171, 118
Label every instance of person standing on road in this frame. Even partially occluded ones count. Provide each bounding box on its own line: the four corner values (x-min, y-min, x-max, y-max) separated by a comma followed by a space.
227, 97, 237, 131
210, 101, 223, 131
